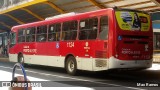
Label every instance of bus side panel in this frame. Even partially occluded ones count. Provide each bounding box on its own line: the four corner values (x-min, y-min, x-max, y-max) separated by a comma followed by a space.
59, 40, 109, 71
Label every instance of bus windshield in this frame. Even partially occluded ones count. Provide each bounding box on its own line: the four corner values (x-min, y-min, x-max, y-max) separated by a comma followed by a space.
10, 32, 16, 47
115, 10, 150, 31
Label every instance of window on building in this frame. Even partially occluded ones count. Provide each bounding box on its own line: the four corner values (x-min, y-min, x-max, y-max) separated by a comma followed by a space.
62, 21, 78, 40
79, 17, 98, 40
18, 29, 25, 43
48, 23, 61, 41
154, 33, 160, 50
99, 16, 108, 40
36, 25, 47, 42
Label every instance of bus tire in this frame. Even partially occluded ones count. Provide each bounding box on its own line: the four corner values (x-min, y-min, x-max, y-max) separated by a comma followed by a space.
18, 54, 25, 66
66, 56, 77, 75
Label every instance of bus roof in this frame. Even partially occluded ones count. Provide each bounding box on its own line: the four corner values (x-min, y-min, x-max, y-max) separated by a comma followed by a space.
11, 8, 114, 31
11, 7, 148, 32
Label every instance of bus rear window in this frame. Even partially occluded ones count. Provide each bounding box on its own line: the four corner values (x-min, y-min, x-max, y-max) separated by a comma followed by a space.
115, 11, 150, 31
100, 16, 108, 40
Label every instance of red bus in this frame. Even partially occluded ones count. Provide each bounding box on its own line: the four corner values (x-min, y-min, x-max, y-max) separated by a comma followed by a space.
9, 8, 153, 75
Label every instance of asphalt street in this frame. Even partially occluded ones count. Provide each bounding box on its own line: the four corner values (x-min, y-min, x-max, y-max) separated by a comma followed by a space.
0, 61, 160, 90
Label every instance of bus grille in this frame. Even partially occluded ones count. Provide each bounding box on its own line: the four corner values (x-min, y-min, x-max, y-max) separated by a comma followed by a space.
95, 51, 107, 58
95, 60, 107, 67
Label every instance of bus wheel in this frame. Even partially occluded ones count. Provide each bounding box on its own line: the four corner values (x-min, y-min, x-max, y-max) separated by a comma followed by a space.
66, 56, 77, 75
18, 54, 25, 66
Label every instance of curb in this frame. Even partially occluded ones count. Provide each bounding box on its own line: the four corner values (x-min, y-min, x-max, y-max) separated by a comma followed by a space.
0, 57, 9, 62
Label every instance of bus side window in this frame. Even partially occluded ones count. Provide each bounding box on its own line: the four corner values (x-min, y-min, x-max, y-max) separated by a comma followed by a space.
99, 16, 108, 40
26, 27, 36, 42
89, 18, 98, 39
62, 22, 70, 40
70, 21, 77, 40
26, 28, 30, 42
36, 26, 47, 42
31, 27, 36, 42
62, 21, 77, 40
18, 29, 25, 43
48, 23, 61, 41
79, 17, 98, 40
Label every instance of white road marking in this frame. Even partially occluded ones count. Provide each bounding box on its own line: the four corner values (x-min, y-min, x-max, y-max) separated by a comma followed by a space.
0, 65, 146, 90
148, 64, 160, 70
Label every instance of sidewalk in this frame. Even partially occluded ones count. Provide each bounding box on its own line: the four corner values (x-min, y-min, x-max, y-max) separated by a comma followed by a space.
153, 54, 160, 63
